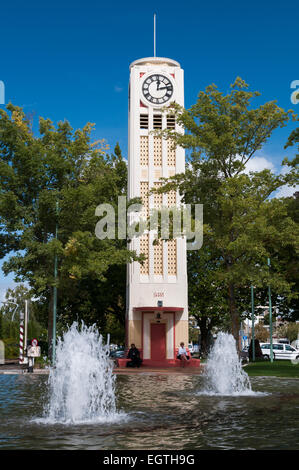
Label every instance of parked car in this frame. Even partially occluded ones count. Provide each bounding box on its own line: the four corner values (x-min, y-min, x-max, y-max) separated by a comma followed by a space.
277, 338, 290, 345
260, 343, 299, 361
109, 349, 126, 359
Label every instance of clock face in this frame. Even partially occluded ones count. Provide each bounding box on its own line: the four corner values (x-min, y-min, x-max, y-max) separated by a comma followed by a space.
142, 74, 174, 105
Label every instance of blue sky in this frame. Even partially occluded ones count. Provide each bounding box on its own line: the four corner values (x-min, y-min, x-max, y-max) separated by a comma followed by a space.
0, 0, 298, 298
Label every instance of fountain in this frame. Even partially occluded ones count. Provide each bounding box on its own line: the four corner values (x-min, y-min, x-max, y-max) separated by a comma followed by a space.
39, 322, 126, 424
199, 332, 256, 396
1, 326, 297, 449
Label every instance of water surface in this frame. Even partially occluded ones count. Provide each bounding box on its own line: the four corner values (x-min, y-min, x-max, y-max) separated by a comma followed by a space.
0, 374, 298, 449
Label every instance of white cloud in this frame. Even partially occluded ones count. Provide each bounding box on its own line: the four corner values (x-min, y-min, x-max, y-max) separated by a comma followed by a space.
275, 184, 298, 198
0, 281, 15, 302
0, 266, 29, 302
0, 286, 7, 303
275, 164, 299, 198
239, 155, 298, 198
114, 85, 123, 93
243, 156, 275, 174
0, 279, 31, 303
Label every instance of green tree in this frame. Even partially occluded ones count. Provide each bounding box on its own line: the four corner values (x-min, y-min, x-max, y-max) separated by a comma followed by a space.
254, 323, 269, 342
0, 105, 138, 351
187, 232, 231, 355
276, 322, 299, 342
0, 284, 47, 343
284, 126, 299, 167
0, 284, 31, 320
0, 310, 3, 339
266, 192, 299, 321
156, 78, 298, 347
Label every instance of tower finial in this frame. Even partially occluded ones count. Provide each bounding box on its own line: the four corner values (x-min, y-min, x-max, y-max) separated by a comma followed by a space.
154, 13, 156, 57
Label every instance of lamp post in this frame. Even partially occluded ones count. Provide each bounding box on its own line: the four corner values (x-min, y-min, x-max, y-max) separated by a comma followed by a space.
1, 301, 18, 319
52, 199, 59, 365
251, 285, 255, 362
1, 300, 18, 338
267, 258, 273, 363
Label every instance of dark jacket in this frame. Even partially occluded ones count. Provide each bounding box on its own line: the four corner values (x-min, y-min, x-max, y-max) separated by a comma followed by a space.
127, 347, 140, 360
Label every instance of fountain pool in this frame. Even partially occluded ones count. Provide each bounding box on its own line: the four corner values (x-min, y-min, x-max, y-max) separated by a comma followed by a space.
1, 326, 298, 449
0, 373, 299, 449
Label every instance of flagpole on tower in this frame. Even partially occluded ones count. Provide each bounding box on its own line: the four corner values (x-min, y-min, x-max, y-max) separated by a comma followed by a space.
154, 13, 156, 57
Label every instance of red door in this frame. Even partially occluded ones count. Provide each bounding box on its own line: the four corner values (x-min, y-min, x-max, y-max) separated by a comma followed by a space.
150, 323, 166, 360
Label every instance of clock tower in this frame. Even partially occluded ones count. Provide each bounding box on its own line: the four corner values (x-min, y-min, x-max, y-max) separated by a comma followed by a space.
126, 56, 189, 366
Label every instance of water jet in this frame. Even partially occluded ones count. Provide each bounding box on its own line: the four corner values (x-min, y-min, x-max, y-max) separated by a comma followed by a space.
41, 322, 125, 424
199, 332, 256, 396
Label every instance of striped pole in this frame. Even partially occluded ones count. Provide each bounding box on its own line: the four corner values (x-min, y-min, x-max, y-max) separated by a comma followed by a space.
24, 300, 28, 357
19, 313, 24, 364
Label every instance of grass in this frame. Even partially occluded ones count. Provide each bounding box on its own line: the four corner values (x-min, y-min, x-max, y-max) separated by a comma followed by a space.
245, 361, 299, 378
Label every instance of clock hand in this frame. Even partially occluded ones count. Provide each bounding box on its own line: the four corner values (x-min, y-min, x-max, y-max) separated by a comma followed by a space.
158, 86, 171, 91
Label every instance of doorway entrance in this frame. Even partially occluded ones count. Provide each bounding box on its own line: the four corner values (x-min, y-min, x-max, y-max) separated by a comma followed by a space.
150, 323, 166, 360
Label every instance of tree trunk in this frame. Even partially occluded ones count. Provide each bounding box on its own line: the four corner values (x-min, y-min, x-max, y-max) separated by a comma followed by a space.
199, 317, 209, 357
229, 283, 240, 351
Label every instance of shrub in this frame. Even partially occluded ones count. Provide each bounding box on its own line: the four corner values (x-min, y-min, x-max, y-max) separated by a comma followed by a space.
3, 338, 19, 359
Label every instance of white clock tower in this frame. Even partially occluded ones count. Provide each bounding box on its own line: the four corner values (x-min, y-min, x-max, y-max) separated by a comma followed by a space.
126, 56, 189, 365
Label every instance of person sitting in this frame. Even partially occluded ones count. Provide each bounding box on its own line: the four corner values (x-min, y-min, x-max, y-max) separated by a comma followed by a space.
126, 344, 142, 368
177, 342, 190, 367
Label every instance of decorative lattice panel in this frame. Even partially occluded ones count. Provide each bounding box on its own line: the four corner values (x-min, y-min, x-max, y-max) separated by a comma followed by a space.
154, 182, 163, 209
154, 240, 163, 275
167, 139, 176, 167
140, 136, 149, 166
140, 235, 149, 275
168, 239, 177, 275
140, 181, 149, 218
153, 136, 162, 166
168, 190, 176, 207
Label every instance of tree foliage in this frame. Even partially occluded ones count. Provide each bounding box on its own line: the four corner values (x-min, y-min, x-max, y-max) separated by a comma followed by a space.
276, 322, 299, 342
254, 324, 269, 343
0, 104, 137, 348
157, 78, 298, 346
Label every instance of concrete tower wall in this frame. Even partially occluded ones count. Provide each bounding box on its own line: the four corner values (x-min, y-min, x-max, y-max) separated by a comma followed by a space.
127, 57, 188, 361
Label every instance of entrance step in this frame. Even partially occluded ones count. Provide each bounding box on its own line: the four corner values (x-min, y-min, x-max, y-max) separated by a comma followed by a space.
117, 358, 200, 369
